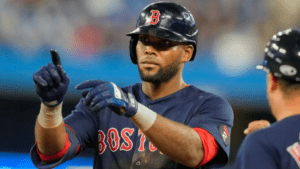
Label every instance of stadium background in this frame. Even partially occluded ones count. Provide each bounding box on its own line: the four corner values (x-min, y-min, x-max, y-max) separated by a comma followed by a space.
0, 0, 298, 168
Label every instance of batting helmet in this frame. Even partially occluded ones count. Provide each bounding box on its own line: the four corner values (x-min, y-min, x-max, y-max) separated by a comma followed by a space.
257, 29, 300, 82
126, 2, 198, 64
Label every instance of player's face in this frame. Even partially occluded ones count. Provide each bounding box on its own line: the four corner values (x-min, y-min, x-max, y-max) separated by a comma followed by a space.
136, 35, 186, 83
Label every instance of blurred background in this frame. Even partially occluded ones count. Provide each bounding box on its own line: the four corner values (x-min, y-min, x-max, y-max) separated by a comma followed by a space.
1, 0, 298, 168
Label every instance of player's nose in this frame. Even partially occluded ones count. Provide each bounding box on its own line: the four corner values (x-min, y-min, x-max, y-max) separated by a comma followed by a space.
144, 44, 157, 56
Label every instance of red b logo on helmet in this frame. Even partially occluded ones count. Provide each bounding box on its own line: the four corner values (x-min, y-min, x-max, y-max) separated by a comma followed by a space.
149, 10, 160, 25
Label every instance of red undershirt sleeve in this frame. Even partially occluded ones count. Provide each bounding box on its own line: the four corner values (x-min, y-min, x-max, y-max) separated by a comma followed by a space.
36, 132, 71, 162
193, 127, 219, 167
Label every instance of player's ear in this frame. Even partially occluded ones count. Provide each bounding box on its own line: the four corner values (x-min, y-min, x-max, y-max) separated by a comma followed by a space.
182, 44, 194, 62
267, 73, 279, 92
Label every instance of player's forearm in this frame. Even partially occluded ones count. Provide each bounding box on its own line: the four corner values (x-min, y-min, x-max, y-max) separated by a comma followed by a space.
35, 103, 66, 156
134, 114, 204, 167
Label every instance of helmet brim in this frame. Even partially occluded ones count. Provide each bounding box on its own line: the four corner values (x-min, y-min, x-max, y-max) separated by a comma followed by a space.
126, 25, 196, 44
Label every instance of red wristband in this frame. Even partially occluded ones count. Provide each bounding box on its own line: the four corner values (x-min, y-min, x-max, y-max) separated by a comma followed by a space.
193, 128, 219, 167
36, 133, 71, 162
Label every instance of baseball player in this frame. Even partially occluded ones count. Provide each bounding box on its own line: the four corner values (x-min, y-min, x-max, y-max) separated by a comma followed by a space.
30, 2, 234, 168
234, 28, 300, 168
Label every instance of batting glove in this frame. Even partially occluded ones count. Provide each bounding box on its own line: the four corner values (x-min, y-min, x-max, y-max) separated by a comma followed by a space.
33, 50, 70, 107
75, 80, 138, 118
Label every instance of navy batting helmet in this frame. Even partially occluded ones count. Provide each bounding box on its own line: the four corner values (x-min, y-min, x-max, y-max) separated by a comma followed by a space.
257, 29, 300, 82
126, 2, 198, 64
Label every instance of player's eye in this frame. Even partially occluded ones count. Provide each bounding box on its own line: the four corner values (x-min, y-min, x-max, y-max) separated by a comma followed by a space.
163, 40, 170, 45
160, 40, 170, 45
138, 36, 182, 50
156, 40, 176, 48
139, 36, 149, 43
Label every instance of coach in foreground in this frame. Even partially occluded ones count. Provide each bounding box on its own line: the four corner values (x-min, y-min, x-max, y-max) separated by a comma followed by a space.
234, 29, 300, 168
30, 2, 233, 168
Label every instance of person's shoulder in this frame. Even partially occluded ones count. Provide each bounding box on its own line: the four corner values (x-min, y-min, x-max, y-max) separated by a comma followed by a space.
187, 85, 225, 100
239, 128, 272, 155
244, 121, 286, 145
186, 85, 233, 120
259, 115, 300, 137
244, 116, 300, 151
274, 115, 300, 128
187, 85, 231, 107
246, 127, 269, 141
235, 125, 279, 169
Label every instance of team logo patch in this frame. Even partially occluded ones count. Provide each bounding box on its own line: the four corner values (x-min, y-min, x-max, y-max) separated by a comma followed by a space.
149, 10, 160, 25
287, 141, 300, 167
218, 124, 230, 146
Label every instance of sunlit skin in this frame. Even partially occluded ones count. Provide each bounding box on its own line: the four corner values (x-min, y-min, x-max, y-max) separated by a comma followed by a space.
136, 34, 194, 100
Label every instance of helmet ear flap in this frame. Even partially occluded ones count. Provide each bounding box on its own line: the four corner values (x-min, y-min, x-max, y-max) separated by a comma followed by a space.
129, 37, 139, 64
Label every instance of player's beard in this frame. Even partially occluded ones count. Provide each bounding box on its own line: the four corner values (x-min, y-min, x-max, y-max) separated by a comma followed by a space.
138, 56, 181, 84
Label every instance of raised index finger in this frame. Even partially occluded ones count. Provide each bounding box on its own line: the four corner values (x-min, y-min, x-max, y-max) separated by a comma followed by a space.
50, 49, 62, 66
